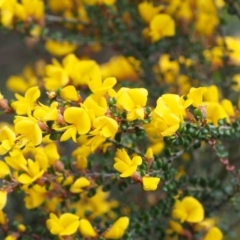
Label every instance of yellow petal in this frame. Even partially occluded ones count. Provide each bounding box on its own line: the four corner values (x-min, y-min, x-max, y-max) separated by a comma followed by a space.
104, 217, 129, 239
0, 191, 7, 210
203, 227, 223, 240
79, 219, 97, 237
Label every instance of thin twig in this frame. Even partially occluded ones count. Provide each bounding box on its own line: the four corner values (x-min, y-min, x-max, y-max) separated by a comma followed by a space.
45, 14, 88, 25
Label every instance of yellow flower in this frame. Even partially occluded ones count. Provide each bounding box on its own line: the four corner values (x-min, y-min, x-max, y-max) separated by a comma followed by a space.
221, 99, 235, 117
44, 59, 69, 91
17, 224, 26, 232
147, 94, 188, 137
90, 116, 118, 138
142, 177, 160, 191
203, 227, 223, 240
0, 161, 10, 178
33, 101, 59, 122
100, 55, 140, 81
0, 0, 16, 28
172, 196, 204, 223
79, 219, 97, 237
168, 220, 183, 235
17, 0, 44, 21
6, 66, 38, 93
70, 177, 91, 193
17, 159, 44, 184
116, 88, 148, 121
4, 149, 27, 170
0, 191, 7, 210
187, 87, 207, 107
0, 126, 16, 155
0, 210, 6, 224
195, 13, 219, 36
60, 85, 79, 101
157, 94, 191, 120
149, 14, 175, 43
138, 2, 162, 23
82, 94, 108, 117
46, 213, 80, 236
204, 102, 229, 125
204, 85, 219, 102
63, 56, 102, 86
14, 115, 42, 148
114, 149, 142, 178
23, 184, 46, 209
45, 40, 78, 56
83, 0, 115, 5
158, 54, 179, 83
103, 217, 129, 239
88, 76, 117, 96
11, 86, 40, 115
43, 143, 60, 165
60, 107, 91, 142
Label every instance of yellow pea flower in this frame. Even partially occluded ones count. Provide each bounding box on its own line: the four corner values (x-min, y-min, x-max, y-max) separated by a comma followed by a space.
116, 87, 148, 121
205, 102, 229, 125
150, 110, 181, 137
138, 2, 162, 23
0, 126, 16, 155
156, 94, 191, 121
63, 56, 101, 86
203, 227, 223, 240
168, 220, 183, 235
114, 149, 142, 178
100, 55, 140, 81
44, 59, 69, 91
33, 101, 59, 122
45, 40, 78, 57
0, 0, 15, 28
5, 235, 17, 240
149, 14, 175, 43
90, 116, 118, 138
82, 94, 108, 117
60, 107, 91, 142
70, 177, 91, 193
11, 86, 41, 115
0, 161, 10, 178
17, 0, 44, 22
158, 54, 179, 83
17, 159, 44, 185
88, 76, 117, 96
187, 87, 207, 107
83, 0, 115, 5
0, 191, 7, 210
142, 176, 160, 191
0, 210, 6, 224
60, 85, 79, 101
4, 149, 27, 171
103, 216, 129, 239
195, 13, 219, 36
43, 143, 60, 165
203, 85, 219, 102
46, 213, 80, 236
14, 115, 42, 148
79, 219, 97, 237
172, 196, 204, 223
6, 73, 37, 94
221, 99, 235, 117
23, 184, 46, 209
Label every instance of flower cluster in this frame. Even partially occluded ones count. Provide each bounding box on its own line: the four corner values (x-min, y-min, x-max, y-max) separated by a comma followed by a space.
1, 0, 240, 239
